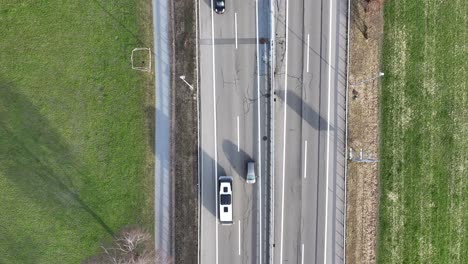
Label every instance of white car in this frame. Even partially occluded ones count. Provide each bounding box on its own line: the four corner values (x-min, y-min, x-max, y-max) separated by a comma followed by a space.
219, 176, 233, 225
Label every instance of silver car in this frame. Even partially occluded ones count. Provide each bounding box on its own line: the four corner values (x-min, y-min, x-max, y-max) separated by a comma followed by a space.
246, 161, 256, 184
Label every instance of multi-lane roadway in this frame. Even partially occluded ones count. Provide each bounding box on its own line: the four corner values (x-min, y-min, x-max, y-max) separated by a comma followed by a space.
199, 0, 269, 263
198, 0, 348, 263
273, 0, 348, 263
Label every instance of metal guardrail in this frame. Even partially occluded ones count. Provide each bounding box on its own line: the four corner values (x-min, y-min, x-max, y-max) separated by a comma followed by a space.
343, 0, 351, 263
268, 0, 276, 263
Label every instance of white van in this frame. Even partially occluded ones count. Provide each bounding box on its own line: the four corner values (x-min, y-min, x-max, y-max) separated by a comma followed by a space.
219, 176, 233, 225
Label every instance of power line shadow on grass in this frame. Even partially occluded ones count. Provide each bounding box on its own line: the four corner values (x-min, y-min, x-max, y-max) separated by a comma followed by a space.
90, 0, 147, 47
0, 80, 113, 236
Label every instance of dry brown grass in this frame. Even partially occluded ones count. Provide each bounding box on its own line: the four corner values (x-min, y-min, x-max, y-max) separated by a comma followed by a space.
171, 0, 198, 263
346, 1, 384, 264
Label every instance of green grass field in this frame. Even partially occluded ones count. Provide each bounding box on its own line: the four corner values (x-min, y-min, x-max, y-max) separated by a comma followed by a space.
0, 1, 152, 263
378, 0, 467, 263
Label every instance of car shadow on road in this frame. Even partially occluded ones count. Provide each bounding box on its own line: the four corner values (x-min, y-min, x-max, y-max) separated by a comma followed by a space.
199, 148, 227, 219
221, 139, 254, 182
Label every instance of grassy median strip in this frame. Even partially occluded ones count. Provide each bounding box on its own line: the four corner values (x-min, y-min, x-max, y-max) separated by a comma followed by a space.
0, 1, 153, 263
378, 0, 467, 263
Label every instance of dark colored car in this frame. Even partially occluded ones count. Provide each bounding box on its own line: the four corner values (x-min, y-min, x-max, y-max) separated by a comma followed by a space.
215, 0, 225, 14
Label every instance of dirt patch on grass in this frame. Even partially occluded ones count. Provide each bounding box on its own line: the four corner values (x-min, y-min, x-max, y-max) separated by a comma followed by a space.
170, 0, 198, 263
346, 1, 384, 264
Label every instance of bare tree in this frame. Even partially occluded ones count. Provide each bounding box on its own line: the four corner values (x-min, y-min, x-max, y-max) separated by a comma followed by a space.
85, 227, 173, 264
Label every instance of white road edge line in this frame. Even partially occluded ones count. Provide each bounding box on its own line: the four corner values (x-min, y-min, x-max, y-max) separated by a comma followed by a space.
210, 1, 219, 264
237, 116, 240, 152
306, 34, 310, 73
301, 243, 305, 264
195, 0, 200, 262
303, 140, 308, 179
235, 12, 238, 49
323, 1, 333, 264
238, 220, 241, 255
280, 0, 289, 262
255, 1, 262, 264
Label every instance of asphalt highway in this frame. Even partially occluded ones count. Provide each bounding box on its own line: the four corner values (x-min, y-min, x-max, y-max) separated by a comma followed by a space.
198, 0, 348, 263
272, 0, 348, 263
198, 0, 269, 263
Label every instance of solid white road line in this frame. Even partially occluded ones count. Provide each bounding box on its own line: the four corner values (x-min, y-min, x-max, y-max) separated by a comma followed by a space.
306, 34, 310, 73
235, 13, 238, 49
238, 220, 241, 255
280, 0, 290, 262
323, 1, 333, 264
196, 0, 200, 262
301, 243, 305, 264
210, 1, 219, 264
237, 116, 240, 152
303, 140, 308, 179
255, 1, 262, 264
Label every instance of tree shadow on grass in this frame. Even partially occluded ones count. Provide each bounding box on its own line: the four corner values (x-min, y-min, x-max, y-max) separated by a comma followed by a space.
0, 226, 40, 264
0, 80, 113, 236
